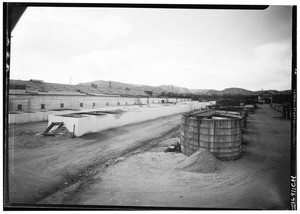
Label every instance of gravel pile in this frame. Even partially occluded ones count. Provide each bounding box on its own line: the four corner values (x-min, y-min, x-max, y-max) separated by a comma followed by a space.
177, 149, 225, 173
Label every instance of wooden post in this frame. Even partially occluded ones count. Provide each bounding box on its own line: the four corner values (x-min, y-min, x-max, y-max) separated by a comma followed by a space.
72, 125, 75, 138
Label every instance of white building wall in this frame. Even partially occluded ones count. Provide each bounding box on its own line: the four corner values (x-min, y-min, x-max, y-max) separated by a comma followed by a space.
9, 95, 192, 112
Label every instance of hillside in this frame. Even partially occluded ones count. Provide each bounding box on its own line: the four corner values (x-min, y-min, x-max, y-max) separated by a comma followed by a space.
221, 88, 254, 96
190, 89, 221, 96
80, 80, 290, 96
158, 85, 192, 94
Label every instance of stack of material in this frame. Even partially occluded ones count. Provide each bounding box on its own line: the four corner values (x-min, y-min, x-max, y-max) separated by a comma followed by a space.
177, 149, 225, 173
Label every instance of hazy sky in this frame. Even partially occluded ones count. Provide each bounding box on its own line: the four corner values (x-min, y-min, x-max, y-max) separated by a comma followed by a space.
10, 5, 292, 91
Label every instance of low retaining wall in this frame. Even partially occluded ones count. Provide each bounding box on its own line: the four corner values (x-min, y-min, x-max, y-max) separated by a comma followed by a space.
8, 101, 208, 124
49, 102, 209, 137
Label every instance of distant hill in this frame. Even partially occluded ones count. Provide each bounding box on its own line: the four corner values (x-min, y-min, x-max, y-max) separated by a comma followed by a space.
190, 89, 221, 96
80, 80, 169, 95
158, 85, 192, 94
221, 88, 254, 96
81, 80, 290, 96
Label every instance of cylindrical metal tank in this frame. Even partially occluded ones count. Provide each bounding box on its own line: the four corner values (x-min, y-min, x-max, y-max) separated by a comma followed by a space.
180, 112, 243, 161
244, 104, 255, 113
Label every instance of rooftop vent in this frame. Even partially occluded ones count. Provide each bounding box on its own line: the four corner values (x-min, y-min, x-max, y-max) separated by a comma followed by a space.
38, 87, 48, 92
30, 79, 44, 83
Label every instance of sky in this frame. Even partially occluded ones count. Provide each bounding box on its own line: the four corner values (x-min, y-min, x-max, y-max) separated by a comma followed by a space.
10, 5, 293, 91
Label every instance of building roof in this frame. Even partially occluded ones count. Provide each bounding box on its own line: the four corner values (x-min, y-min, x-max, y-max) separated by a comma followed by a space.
9, 79, 150, 97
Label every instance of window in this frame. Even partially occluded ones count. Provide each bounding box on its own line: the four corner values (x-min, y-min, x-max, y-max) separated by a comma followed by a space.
41, 104, 45, 109
80, 103, 83, 107
118, 102, 120, 105
126, 102, 127, 105
60, 103, 64, 108
17, 104, 22, 111
106, 102, 109, 106
93, 103, 95, 107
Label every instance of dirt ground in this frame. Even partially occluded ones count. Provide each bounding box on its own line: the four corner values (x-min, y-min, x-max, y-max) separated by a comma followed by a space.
8, 113, 182, 204
8, 105, 291, 209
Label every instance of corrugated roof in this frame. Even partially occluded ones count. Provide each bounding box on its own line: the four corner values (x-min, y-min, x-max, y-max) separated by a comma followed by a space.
9, 79, 151, 97
9, 89, 28, 95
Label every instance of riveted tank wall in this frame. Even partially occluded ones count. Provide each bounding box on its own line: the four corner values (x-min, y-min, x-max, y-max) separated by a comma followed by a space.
180, 114, 243, 161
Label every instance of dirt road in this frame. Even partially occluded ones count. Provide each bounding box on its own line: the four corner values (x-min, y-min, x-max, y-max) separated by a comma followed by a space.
8, 113, 182, 204
41, 104, 291, 209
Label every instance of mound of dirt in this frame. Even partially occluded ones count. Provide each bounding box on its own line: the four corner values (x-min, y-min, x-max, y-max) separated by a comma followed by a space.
177, 149, 225, 173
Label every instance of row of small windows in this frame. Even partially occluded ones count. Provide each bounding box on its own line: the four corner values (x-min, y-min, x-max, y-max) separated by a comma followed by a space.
16, 99, 189, 111
16, 102, 134, 110
16, 102, 125, 110
17, 104, 46, 110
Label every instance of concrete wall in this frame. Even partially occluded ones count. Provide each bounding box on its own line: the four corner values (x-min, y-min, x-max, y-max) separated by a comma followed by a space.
190, 101, 211, 110
9, 110, 80, 124
49, 102, 209, 137
8, 102, 195, 124
9, 105, 141, 124
9, 94, 191, 112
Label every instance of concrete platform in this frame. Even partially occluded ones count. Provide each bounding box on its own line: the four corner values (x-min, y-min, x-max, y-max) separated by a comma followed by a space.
8, 103, 170, 124
48, 102, 209, 137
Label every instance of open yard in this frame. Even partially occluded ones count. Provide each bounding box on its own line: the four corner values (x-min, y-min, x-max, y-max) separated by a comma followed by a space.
8, 104, 291, 209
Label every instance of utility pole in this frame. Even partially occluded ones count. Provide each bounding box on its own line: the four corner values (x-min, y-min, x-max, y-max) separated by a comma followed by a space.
70, 77, 71, 85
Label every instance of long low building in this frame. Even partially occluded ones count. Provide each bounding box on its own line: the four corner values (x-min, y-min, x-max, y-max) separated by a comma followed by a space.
8, 79, 197, 124
8, 79, 191, 113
